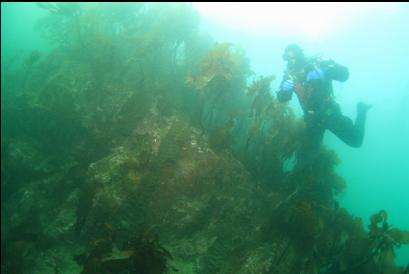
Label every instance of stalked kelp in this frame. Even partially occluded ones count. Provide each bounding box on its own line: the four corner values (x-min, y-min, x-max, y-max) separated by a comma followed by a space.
241, 74, 303, 184
2, 3, 408, 274
74, 226, 174, 274
186, 42, 251, 135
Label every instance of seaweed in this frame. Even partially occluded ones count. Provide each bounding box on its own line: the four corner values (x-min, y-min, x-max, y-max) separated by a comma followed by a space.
186, 42, 251, 133
247, 75, 276, 121
75, 181, 98, 236
199, 232, 233, 274
36, 3, 81, 17
75, 226, 173, 274
3, 3, 409, 274
208, 114, 235, 151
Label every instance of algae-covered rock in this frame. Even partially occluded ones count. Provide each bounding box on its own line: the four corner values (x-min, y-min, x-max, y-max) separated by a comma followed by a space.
2, 3, 408, 274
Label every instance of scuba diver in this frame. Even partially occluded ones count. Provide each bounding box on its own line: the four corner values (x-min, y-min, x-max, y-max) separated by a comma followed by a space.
277, 44, 371, 162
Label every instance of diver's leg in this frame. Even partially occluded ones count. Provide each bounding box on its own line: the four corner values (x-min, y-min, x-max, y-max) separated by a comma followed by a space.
328, 103, 370, 147
304, 120, 325, 151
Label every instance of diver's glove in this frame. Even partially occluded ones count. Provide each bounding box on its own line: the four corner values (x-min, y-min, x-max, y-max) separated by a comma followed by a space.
306, 68, 325, 81
282, 79, 295, 92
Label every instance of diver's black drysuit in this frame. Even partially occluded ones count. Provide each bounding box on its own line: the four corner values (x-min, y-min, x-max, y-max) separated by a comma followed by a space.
277, 58, 367, 150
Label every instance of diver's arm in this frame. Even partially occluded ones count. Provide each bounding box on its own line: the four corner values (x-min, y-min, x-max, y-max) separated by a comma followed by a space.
277, 74, 294, 102
321, 60, 349, 82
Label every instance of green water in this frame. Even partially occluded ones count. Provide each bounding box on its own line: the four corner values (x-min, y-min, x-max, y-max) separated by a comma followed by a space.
2, 2, 408, 272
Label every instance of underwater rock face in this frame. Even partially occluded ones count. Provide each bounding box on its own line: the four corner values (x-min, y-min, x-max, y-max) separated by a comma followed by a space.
2, 3, 408, 274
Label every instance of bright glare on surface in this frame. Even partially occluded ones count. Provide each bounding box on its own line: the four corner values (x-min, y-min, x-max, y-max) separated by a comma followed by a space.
191, 2, 400, 39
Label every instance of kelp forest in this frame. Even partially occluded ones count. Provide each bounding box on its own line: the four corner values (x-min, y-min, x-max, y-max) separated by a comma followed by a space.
1, 3, 408, 274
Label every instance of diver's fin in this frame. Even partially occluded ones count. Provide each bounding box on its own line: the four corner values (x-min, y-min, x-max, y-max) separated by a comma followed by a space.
357, 102, 372, 114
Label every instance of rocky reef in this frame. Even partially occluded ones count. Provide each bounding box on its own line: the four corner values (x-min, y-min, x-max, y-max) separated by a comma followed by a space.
2, 3, 408, 274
